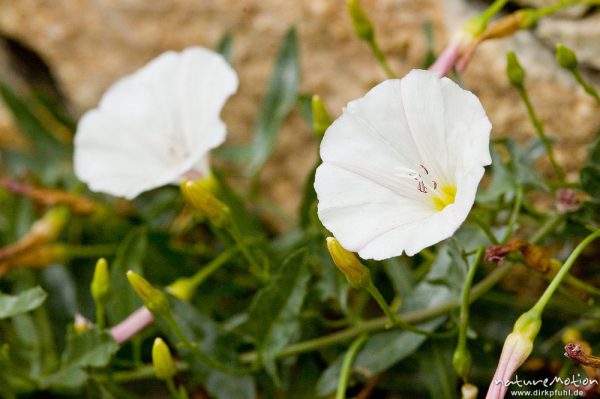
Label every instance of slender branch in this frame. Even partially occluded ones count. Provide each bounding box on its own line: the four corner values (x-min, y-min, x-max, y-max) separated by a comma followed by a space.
335, 334, 368, 399
530, 229, 600, 315
517, 86, 566, 182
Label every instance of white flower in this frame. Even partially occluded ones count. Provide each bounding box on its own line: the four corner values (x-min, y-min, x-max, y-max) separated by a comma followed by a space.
74, 47, 238, 199
314, 69, 491, 260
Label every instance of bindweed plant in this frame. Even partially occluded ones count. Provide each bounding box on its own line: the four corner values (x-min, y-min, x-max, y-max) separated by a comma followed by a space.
1, 1, 600, 398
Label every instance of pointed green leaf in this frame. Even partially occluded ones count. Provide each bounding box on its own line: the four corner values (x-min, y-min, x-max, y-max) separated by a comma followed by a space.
248, 28, 300, 175
108, 228, 148, 324
0, 82, 67, 157
42, 327, 118, 390
0, 287, 47, 319
243, 249, 310, 382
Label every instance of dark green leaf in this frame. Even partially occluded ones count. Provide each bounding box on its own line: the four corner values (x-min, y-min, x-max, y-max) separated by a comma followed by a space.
299, 162, 319, 228
42, 327, 118, 390
418, 342, 457, 399
297, 94, 314, 126
243, 249, 310, 382
216, 33, 234, 62
206, 372, 256, 399
581, 165, 600, 200
0, 81, 67, 158
0, 287, 47, 319
108, 228, 148, 324
248, 28, 300, 175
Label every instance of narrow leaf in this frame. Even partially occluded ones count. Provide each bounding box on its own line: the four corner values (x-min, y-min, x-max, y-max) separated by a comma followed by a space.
248, 28, 300, 175
0, 287, 47, 319
0, 81, 66, 157
42, 327, 118, 389
108, 228, 148, 323
243, 249, 310, 381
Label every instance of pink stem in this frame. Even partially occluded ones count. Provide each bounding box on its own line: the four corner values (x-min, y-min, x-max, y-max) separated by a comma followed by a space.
110, 307, 154, 344
428, 40, 462, 77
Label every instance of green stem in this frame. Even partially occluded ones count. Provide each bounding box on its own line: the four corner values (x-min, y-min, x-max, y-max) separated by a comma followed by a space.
335, 334, 368, 399
536, 0, 580, 17
501, 185, 524, 243
472, 214, 499, 245
166, 377, 181, 399
572, 69, 600, 105
517, 87, 566, 182
464, 0, 509, 36
245, 262, 514, 362
95, 303, 105, 330
164, 314, 196, 351
227, 223, 267, 281
456, 248, 484, 352
530, 229, 600, 315
368, 41, 396, 78
530, 213, 564, 245
185, 247, 238, 289
365, 281, 438, 336
564, 274, 600, 298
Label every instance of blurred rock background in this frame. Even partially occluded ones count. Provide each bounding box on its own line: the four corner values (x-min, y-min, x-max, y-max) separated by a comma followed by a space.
0, 0, 598, 226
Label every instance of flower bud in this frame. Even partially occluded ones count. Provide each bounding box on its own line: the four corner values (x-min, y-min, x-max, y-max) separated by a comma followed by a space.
506, 51, 525, 88
74, 313, 92, 334
347, 0, 374, 42
152, 337, 176, 380
311, 95, 332, 138
556, 44, 578, 70
453, 346, 472, 380
91, 258, 110, 305
166, 278, 195, 302
326, 237, 370, 289
126, 271, 170, 315
485, 311, 541, 397
180, 179, 231, 228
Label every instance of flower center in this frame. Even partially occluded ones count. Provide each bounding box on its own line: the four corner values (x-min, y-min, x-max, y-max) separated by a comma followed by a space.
403, 164, 456, 211
432, 184, 457, 211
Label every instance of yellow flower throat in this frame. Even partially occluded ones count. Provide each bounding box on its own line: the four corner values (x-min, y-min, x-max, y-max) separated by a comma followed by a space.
432, 184, 457, 211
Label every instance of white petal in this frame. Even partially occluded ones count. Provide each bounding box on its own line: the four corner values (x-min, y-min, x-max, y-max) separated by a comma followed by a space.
400, 70, 449, 183
316, 163, 434, 256
439, 76, 492, 177
358, 166, 485, 259
74, 47, 238, 199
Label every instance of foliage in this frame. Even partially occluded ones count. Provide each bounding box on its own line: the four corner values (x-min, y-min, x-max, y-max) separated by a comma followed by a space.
1, 2, 600, 398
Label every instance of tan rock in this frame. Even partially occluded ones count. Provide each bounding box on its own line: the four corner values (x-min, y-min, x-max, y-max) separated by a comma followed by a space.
0, 0, 598, 225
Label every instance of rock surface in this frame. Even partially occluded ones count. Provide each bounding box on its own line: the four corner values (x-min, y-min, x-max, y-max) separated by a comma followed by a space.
0, 0, 598, 224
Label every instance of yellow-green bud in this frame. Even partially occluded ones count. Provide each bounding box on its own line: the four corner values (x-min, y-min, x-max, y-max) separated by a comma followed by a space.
126, 271, 170, 315
506, 51, 525, 88
452, 346, 472, 380
74, 313, 91, 334
347, 0, 374, 42
152, 337, 176, 380
513, 310, 542, 341
326, 237, 371, 289
91, 258, 110, 305
311, 95, 333, 138
181, 179, 231, 228
516, 9, 539, 29
166, 278, 195, 302
556, 43, 578, 70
